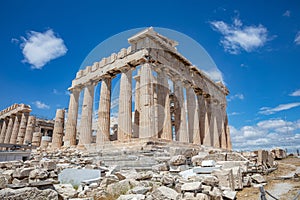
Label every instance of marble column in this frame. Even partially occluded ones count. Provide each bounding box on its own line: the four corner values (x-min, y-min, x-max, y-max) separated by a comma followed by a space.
186, 87, 201, 144
133, 72, 141, 138
32, 132, 42, 147
17, 112, 29, 144
202, 96, 212, 146
10, 113, 21, 144
4, 115, 15, 144
65, 88, 80, 146
139, 63, 155, 138
0, 118, 8, 143
226, 118, 232, 150
211, 100, 220, 148
24, 116, 36, 145
79, 82, 95, 145
157, 68, 172, 140
118, 68, 132, 141
96, 77, 111, 144
52, 109, 65, 148
220, 104, 227, 149
174, 79, 188, 143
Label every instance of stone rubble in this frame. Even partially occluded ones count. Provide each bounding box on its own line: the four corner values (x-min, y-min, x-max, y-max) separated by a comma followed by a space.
0, 144, 286, 200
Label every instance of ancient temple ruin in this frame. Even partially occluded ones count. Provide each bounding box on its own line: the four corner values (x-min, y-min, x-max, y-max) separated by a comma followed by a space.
65, 27, 231, 150
0, 104, 54, 148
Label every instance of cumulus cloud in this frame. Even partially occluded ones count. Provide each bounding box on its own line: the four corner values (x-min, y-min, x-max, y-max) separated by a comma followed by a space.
283, 10, 291, 17
33, 101, 50, 109
290, 89, 300, 96
210, 17, 269, 54
295, 32, 300, 45
20, 29, 67, 69
259, 102, 300, 115
227, 93, 244, 101
230, 118, 300, 152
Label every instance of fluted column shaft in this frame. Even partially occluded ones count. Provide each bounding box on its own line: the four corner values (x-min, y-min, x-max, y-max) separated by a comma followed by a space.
202, 97, 212, 146
10, 113, 21, 144
65, 88, 80, 146
52, 109, 65, 148
96, 77, 111, 144
157, 69, 172, 140
220, 104, 227, 149
211, 101, 220, 148
24, 116, 36, 145
174, 79, 188, 142
17, 112, 29, 144
118, 68, 132, 141
0, 119, 8, 143
133, 73, 140, 138
79, 82, 95, 145
187, 88, 201, 144
4, 115, 15, 144
139, 63, 155, 138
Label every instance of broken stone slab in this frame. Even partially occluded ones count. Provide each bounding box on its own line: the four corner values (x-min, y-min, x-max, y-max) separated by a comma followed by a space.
0, 176, 8, 189
191, 152, 209, 166
117, 194, 146, 200
2, 169, 14, 183
135, 171, 153, 180
152, 163, 169, 172
181, 181, 202, 192
193, 166, 221, 174
216, 161, 249, 172
243, 175, 251, 187
223, 190, 237, 200
201, 160, 216, 167
130, 186, 151, 194
169, 155, 186, 166
81, 176, 102, 185
40, 160, 56, 171
201, 175, 219, 187
179, 169, 196, 179
0, 187, 58, 200
13, 167, 34, 179
29, 168, 49, 179
251, 174, 266, 183
107, 179, 139, 197
169, 164, 189, 172
151, 186, 179, 200
58, 168, 101, 186
182, 192, 209, 200
212, 169, 235, 191
53, 183, 77, 199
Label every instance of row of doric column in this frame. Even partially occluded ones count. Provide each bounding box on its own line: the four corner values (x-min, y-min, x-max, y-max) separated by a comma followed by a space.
0, 112, 35, 145
65, 62, 231, 149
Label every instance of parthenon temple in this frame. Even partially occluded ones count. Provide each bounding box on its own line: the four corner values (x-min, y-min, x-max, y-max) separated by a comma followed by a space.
65, 27, 232, 150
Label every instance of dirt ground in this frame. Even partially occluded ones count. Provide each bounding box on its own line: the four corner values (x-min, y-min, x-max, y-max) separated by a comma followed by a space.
237, 156, 300, 200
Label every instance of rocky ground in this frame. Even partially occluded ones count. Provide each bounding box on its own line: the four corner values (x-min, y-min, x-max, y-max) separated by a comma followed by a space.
237, 156, 300, 200
0, 142, 298, 200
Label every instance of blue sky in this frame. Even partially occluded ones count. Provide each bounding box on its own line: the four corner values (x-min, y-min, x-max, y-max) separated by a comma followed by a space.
1, 0, 300, 152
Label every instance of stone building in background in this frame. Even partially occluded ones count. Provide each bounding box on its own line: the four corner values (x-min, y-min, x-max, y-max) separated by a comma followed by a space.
0, 103, 54, 148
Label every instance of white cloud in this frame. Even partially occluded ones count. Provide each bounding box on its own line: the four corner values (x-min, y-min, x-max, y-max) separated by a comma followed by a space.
230, 119, 300, 152
295, 32, 300, 45
33, 101, 50, 109
20, 29, 67, 69
290, 89, 300, 96
210, 17, 269, 54
259, 102, 300, 115
227, 93, 244, 101
283, 10, 291, 17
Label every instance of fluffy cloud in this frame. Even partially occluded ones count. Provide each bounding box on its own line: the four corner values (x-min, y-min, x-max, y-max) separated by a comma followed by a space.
227, 93, 244, 101
20, 29, 67, 69
290, 89, 300, 96
295, 32, 300, 45
230, 118, 300, 152
283, 10, 291, 17
210, 17, 269, 54
259, 102, 300, 115
33, 101, 50, 109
